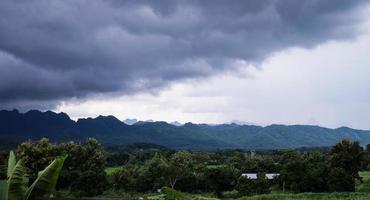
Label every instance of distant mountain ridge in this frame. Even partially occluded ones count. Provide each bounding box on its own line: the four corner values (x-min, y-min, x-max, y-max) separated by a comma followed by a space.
1, 109, 370, 150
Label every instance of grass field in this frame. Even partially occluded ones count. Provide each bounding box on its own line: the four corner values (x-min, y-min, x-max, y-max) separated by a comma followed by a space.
356, 171, 370, 192
240, 193, 370, 200
143, 192, 370, 200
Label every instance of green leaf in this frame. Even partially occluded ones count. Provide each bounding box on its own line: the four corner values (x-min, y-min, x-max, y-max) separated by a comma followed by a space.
0, 180, 8, 200
7, 151, 16, 179
7, 160, 28, 200
25, 156, 67, 200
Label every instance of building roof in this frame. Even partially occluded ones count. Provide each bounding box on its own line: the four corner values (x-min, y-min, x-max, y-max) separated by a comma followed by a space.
241, 173, 279, 179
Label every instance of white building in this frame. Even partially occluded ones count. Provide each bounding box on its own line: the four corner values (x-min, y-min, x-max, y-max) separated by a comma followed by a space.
241, 173, 279, 180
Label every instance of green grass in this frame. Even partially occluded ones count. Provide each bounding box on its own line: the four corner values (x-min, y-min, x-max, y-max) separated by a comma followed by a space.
105, 166, 122, 175
145, 193, 370, 200
240, 193, 370, 200
356, 171, 370, 192
146, 193, 218, 200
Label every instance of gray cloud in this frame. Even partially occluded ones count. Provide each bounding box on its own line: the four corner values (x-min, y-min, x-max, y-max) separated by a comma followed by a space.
0, 0, 369, 109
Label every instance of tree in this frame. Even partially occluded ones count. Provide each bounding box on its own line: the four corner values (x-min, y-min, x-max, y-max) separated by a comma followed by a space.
327, 167, 355, 192
16, 138, 59, 183
366, 143, 370, 152
62, 139, 108, 196
167, 151, 194, 188
113, 163, 147, 193
330, 140, 367, 182
143, 153, 169, 190
302, 162, 329, 192
16, 138, 108, 196
236, 176, 254, 196
236, 173, 270, 196
301, 151, 330, 192
254, 173, 270, 195
278, 151, 307, 192
204, 165, 239, 196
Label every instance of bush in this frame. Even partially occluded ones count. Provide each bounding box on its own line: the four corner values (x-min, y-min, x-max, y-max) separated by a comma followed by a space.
203, 165, 239, 196
113, 164, 150, 193
328, 167, 355, 192
221, 190, 240, 199
161, 187, 190, 200
237, 173, 270, 196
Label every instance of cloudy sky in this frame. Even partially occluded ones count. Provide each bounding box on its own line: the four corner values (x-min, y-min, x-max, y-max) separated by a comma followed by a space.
1, 0, 370, 129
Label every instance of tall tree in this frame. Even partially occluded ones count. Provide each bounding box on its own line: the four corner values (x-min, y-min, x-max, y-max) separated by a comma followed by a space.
167, 151, 194, 188
330, 140, 367, 181
143, 153, 169, 190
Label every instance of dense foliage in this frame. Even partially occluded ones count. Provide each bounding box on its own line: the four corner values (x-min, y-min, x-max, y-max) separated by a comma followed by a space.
1, 151, 66, 200
0, 151, 7, 179
108, 139, 369, 198
0, 138, 369, 198
15, 138, 107, 197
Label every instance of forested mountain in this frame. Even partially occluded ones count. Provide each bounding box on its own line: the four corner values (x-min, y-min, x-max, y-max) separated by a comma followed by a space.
1, 109, 370, 150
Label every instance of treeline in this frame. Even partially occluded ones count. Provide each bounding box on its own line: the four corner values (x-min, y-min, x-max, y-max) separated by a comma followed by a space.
111, 140, 369, 197
0, 139, 369, 198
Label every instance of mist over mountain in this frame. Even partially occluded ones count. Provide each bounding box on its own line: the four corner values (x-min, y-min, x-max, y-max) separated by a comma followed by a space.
123, 118, 138, 125
1, 109, 370, 150
170, 121, 183, 126
228, 120, 259, 126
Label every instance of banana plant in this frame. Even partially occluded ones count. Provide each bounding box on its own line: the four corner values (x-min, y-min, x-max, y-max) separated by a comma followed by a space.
1, 151, 67, 200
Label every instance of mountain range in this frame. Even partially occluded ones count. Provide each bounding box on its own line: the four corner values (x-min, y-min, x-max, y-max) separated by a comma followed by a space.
1, 109, 370, 150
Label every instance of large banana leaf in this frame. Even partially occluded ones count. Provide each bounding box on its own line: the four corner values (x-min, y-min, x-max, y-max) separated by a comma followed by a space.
7, 151, 16, 179
7, 160, 28, 200
25, 156, 67, 200
0, 180, 8, 200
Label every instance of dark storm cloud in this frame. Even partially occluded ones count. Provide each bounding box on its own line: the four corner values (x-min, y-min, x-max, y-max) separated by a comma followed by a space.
0, 0, 369, 109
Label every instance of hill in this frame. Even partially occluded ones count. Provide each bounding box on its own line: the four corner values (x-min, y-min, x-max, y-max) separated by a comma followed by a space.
1, 109, 370, 150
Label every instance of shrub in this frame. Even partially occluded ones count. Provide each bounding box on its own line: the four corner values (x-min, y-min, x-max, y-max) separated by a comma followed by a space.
161, 187, 189, 200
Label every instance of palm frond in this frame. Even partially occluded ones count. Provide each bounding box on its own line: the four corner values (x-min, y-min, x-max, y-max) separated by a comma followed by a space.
7, 151, 16, 179
7, 160, 28, 200
25, 156, 67, 199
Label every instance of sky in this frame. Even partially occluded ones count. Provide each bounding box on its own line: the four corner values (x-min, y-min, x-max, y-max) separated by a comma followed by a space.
0, 0, 370, 129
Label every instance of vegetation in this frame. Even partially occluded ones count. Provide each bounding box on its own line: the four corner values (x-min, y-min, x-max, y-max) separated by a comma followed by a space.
0, 151, 7, 180
1, 151, 66, 200
105, 166, 122, 175
356, 171, 370, 192
106, 139, 369, 199
241, 193, 370, 200
1, 138, 370, 199
15, 138, 108, 197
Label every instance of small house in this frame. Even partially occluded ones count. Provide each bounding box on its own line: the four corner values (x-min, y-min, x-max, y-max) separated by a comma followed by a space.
241, 173, 279, 180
